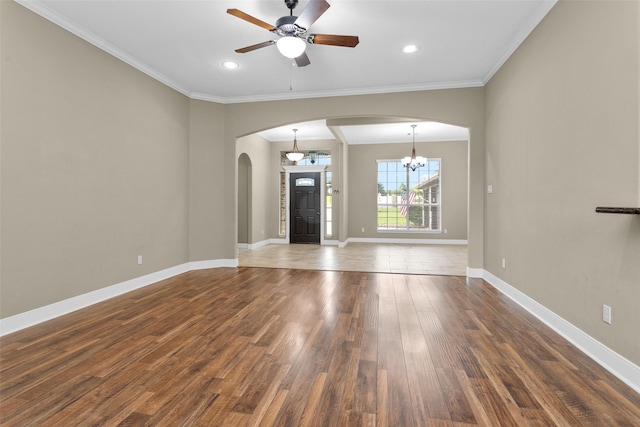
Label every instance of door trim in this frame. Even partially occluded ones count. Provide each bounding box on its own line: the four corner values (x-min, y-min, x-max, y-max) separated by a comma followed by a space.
283, 165, 327, 245
290, 172, 321, 244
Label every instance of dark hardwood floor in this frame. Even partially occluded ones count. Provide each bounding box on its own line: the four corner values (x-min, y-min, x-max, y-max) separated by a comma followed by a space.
1, 267, 639, 426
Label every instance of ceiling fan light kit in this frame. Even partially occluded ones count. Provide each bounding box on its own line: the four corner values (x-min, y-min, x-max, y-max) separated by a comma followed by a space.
277, 36, 306, 59
228, 0, 359, 66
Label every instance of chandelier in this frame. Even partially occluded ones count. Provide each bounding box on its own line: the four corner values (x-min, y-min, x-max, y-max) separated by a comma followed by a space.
401, 124, 426, 171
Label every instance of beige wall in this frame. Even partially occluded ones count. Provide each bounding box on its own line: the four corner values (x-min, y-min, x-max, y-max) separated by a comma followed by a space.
485, 0, 639, 364
188, 99, 226, 262
348, 140, 468, 239
1, 2, 190, 317
237, 153, 250, 244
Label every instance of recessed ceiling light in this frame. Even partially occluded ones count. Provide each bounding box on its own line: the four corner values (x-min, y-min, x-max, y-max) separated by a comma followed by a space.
402, 44, 418, 54
221, 61, 239, 70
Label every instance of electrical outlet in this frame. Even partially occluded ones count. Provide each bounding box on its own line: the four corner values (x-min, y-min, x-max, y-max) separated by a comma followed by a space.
444, 229, 448, 234
602, 305, 612, 324
501, 258, 506, 269
361, 227, 365, 233
138, 255, 143, 265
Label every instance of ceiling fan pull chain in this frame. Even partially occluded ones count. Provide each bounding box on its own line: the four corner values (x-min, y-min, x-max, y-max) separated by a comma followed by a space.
289, 60, 294, 91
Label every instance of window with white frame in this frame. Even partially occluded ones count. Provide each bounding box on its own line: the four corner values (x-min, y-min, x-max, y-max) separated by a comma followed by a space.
377, 159, 441, 231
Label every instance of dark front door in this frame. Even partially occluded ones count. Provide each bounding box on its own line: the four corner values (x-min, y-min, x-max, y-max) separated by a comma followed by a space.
290, 172, 321, 244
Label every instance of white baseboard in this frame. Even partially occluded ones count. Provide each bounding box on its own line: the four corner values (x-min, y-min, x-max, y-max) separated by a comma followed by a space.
247, 238, 288, 249
189, 259, 238, 270
0, 259, 237, 337
246, 239, 339, 248
337, 237, 466, 248
344, 237, 468, 245
482, 269, 640, 394
466, 267, 484, 278
245, 238, 465, 249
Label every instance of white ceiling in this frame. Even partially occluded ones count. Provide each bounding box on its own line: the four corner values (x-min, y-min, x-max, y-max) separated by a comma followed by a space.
19, 0, 556, 143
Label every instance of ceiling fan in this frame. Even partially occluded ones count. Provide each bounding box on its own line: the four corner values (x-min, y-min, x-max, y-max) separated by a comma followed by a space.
227, 0, 359, 67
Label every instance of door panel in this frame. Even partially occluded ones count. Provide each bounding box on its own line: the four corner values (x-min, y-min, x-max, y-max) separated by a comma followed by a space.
290, 172, 321, 244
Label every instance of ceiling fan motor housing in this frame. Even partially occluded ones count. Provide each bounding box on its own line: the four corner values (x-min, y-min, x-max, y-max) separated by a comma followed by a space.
275, 15, 306, 37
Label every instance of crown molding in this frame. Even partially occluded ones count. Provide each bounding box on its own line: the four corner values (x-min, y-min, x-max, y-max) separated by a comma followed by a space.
192, 80, 485, 105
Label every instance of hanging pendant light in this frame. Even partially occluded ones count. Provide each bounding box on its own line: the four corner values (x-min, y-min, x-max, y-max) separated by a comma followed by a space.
286, 128, 304, 162
402, 124, 426, 171
308, 151, 317, 164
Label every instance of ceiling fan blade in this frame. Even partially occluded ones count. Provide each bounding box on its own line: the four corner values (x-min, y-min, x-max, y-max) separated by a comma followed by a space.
294, 0, 330, 30
295, 52, 311, 67
309, 34, 359, 48
235, 40, 276, 53
227, 9, 276, 31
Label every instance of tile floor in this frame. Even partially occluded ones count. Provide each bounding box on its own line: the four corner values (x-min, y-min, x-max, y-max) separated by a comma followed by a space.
238, 242, 468, 276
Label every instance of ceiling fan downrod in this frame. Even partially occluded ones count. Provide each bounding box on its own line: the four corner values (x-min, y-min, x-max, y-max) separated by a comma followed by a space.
285, 0, 298, 15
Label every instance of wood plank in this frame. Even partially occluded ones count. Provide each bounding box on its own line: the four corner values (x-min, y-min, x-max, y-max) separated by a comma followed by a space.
314, 340, 355, 425
258, 389, 289, 427
377, 283, 415, 426
1, 268, 638, 425
298, 372, 327, 427
376, 369, 389, 427
354, 359, 377, 415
